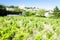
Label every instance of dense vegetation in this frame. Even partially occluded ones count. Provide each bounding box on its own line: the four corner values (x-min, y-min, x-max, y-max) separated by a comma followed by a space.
0, 16, 60, 40
0, 4, 60, 40
53, 6, 60, 17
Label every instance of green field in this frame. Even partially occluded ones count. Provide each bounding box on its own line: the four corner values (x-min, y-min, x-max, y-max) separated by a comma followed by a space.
0, 16, 60, 40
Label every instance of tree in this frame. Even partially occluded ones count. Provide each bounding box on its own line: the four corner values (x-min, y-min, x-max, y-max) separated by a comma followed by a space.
8, 5, 15, 8
53, 6, 60, 17
26, 11, 33, 16
36, 9, 46, 17
0, 4, 6, 16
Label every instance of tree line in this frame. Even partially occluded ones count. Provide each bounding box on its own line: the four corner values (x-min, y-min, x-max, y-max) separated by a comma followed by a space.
0, 4, 60, 18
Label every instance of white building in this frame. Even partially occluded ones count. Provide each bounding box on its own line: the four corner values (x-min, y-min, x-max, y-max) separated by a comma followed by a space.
45, 12, 50, 17
6, 8, 14, 11
45, 11, 54, 17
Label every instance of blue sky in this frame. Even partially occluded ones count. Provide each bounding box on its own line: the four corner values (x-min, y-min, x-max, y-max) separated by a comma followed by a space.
0, 0, 60, 10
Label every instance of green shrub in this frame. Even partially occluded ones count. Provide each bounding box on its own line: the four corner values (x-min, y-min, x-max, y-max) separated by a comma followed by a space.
36, 9, 46, 17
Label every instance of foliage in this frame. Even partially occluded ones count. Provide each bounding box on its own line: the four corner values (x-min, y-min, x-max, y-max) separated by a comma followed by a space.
13, 8, 20, 12
22, 11, 33, 16
26, 11, 33, 16
36, 9, 46, 17
0, 16, 60, 40
0, 4, 6, 16
53, 6, 60, 17
0, 4, 6, 11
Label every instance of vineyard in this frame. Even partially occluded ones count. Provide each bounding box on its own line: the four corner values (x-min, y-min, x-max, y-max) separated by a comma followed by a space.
0, 16, 60, 40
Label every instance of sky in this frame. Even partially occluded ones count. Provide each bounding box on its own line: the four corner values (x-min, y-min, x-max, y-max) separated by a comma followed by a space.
0, 0, 60, 10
